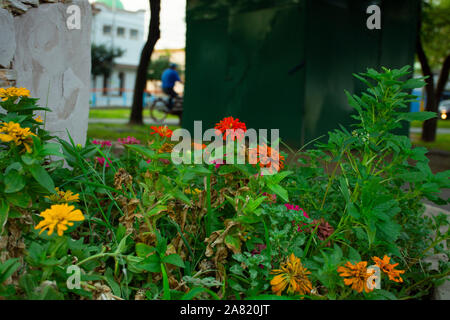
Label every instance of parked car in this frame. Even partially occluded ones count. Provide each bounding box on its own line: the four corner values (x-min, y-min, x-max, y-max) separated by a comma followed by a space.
439, 100, 450, 120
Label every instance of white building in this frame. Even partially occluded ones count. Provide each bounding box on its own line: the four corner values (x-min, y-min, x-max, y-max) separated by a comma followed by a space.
90, 0, 146, 107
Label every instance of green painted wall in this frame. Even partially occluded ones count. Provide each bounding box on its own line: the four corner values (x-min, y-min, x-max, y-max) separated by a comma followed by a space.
183, 0, 419, 147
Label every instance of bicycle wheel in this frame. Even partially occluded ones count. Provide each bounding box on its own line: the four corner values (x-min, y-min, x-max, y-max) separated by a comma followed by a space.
150, 98, 169, 123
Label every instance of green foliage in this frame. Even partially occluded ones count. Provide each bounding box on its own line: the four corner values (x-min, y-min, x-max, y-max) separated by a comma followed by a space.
0, 66, 448, 300
421, 0, 450, 69
91, 44, 125, 78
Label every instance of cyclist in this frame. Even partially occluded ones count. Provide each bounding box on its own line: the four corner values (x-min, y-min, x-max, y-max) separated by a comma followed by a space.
161, 63, 182, 111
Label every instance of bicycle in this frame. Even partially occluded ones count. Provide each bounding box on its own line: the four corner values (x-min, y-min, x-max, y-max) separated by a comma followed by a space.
149, 95, 183, 125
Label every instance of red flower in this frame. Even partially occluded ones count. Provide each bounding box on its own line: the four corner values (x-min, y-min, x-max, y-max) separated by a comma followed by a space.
214, 116, 247, 141
150, 125, 173, 138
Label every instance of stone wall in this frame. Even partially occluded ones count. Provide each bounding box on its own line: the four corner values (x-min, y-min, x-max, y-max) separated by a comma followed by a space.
0, 0, 91, 145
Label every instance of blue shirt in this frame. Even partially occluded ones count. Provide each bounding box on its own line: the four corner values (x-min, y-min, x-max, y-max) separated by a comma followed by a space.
161, 68, 181, 89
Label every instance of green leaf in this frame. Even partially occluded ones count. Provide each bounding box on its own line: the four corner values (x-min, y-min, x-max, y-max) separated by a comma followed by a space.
5, 192, 31, 208
347, 247, 361, 262
104, 268, 121, 297
224, 234, 241, 254
267, 183, 289, 202
28, 164, 55, 193
161, 262, 171, 300
4, 170, 26, 193
0, 258, 20, 283
124, 144, 156, 159
181, 287, 220, 300
138, 254, 161, 272
398, 111, 436, 122
162, 254, 185, 268
0, 199, 9, 234
135, 243, 155, 258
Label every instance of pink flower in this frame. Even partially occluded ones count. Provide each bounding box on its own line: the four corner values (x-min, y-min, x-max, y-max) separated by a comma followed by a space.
118, 136, 140, 145
210, 159, 225, 169
96, 157, 110, 167
251, 244, 267, 256
93, 139, 112, 148
285, 203, 310, 232
284, 203, 309, 218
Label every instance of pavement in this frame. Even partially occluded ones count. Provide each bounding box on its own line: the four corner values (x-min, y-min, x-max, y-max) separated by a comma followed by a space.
410, 127, 450, 134
89, 118, 180, 125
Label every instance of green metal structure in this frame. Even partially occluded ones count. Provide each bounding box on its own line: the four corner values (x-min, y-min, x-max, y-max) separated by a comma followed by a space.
183, 0, 420, 147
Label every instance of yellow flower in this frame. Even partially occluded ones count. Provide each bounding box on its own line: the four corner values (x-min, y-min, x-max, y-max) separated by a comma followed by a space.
0, 87, 30, 102
337, 261, 375, 293
372, 255, 405, 283
184, 188, 202, 195
45, 187, 80, 203
35, 204, 84, 236
270, 253, 312, 296
0, 121, 36, 153
34, 116, 43, 123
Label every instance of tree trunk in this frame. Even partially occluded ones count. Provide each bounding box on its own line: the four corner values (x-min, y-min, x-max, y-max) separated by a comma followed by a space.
435, 55, 450, 104
129, 0, 161, 125
417, 31, 438, 142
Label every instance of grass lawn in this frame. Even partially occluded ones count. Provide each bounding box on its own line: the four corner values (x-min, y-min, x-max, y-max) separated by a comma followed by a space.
411, 120, 450, 129
410, 132, 450, 153
89, 107, 177, 120
87, 123, 180, 142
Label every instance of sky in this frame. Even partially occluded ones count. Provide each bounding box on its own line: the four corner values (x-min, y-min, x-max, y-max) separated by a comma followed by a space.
123, 0, 186, 49
93, 0, 187, 49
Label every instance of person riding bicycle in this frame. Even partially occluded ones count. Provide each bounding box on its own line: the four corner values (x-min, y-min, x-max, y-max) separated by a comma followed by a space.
161, 63, 182, 111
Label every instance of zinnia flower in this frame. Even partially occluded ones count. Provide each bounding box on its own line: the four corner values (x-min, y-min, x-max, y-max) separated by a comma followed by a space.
158, 142, 174, 154
184, 188, 202, 195
372, 255, 405, 283
249, 143, 285, 174
262, 192, 277, 203
150, 125, 173, 138
0, 121, 36, 153
34, 204, 84, 236
92, 139, 112, 148
45, 187, 80, 203
338, 261, 375, 293
118, 136, 140, 144
0, 87, 30, 102
96, 157, 110, 167
270, 253, 312, 296
309, 218, 334, 246
214, 116, 247, 141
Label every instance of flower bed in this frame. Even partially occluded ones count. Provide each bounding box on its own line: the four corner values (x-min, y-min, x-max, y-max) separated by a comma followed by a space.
0, 67, 448, 300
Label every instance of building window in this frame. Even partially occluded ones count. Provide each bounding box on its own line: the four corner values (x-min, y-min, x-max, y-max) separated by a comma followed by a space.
117, 27, 125, 38
130, 29, 138, 39
102, 74, 109, 96
103, 25, 112, 35
118, 72, 125, 96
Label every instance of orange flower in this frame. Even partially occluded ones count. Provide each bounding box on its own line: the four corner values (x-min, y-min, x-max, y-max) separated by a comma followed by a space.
150, 125, 173, 138
270, 253, 312, 296
372, 255, 405, 283
214, 116, 247, 141
248, 143, 285, 174
338, 261, 375, 293
192, 142, 206, 150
